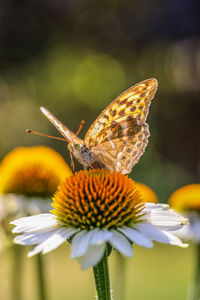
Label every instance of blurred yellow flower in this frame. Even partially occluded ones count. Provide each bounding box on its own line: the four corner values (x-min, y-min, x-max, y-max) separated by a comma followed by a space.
169, 184, 200, 212
135, 182, 158, 203
0, 146, 72, 198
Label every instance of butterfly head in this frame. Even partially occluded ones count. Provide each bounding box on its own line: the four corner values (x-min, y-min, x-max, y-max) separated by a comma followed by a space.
68, 142, 94, 167
68, 142, 81, 155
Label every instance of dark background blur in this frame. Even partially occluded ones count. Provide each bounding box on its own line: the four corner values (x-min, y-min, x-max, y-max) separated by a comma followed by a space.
0, 0, 199, 202
0, 1, 199, 300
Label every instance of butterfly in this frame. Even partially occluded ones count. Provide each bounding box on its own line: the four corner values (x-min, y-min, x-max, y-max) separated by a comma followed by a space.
40, 78, 158, 174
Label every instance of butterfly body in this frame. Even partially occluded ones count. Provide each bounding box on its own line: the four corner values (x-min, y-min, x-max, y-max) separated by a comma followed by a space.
40, 78, 158, 174
68, 142, 106, 169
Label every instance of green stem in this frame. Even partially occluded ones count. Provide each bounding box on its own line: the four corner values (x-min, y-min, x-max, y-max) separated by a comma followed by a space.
115, 253, 125, 300
93, 247, 111, 300
36, 254, 47, 300
190, 244, 200, 300
12, 244, 23, 300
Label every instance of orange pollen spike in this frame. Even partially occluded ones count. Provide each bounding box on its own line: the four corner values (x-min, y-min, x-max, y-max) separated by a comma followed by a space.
52, 169, 145, 230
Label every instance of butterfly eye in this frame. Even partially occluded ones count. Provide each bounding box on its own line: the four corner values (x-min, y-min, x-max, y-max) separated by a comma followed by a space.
74, 144, 80, 150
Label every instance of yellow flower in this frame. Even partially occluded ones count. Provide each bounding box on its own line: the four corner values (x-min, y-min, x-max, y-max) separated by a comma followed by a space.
169, 184, 200, 212
0, 146, 72, 198
52, 169, 144, 229
134, 182, 158, 203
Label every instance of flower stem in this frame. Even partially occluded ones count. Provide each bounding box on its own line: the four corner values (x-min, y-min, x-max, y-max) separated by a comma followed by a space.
115, 253, 125, 300
93, 247, 111, 300
12, 244, 23, 300
36, 254, 47, 300
189, 244, 200, 300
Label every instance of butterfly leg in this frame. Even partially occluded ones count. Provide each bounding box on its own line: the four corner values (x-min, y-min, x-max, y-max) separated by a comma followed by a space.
83, 165, 88, 174
70, 151, 75, 174
76, 120, 85, 136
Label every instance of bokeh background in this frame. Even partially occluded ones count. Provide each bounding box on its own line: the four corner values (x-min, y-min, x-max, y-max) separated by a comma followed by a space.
0, 0, 199, 299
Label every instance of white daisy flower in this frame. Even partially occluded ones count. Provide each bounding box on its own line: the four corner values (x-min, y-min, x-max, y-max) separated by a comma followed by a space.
11, 169, 188, 269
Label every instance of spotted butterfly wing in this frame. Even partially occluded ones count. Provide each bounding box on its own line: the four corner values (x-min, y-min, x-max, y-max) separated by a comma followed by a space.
40, 106, 84, 144
84, 78, 158, 174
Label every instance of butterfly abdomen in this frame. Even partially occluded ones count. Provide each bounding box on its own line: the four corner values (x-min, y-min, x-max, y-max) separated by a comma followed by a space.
79, 145, 106, 169
91, 160, 106, 169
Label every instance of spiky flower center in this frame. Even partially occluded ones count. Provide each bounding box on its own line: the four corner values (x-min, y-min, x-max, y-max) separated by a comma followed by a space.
52, 169, 145, 230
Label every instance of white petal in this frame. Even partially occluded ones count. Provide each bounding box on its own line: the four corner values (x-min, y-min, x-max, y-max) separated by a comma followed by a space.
11, 214, 58, 233
71, 230, 94, 259
142, 203, 188, 231
135, 223, 188, 248
28, 227, 78, 257
118, 227, 153, 248
143, 203, 169, 211
144, 210, 187, 231
151, 223, 184, 231
174, 220, 200, 243
78, 244, 106, 269
90, 229, 112, 246
14, 229, 58, 245
109, 230, 133, 257
10, 213, 54, 225
162, 231, 189, 248
172, 224, 193, 241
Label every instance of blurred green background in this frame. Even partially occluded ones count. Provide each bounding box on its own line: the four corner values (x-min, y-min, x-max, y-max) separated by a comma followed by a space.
0, 0, 199, 299
0, 243, 195, 300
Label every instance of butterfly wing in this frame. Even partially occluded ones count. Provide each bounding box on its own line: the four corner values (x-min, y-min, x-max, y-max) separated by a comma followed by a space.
84, 78, 158, 174
40, 107, 83, 144
88, 120, 150, 174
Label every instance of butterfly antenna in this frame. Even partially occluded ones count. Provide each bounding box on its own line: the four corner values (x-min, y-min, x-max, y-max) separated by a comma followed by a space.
76, 120, 85, 136
26, 129, 67, 142
70, 151, 75, 174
